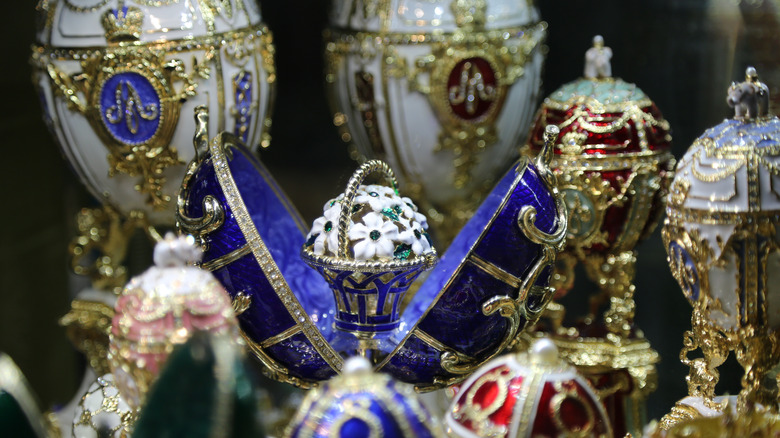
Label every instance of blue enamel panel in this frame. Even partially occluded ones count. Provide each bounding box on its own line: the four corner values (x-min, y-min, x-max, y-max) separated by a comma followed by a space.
417, 263, 517, 356
183, 158, 246, 262
473, 165, 557, 277
211, 253, 295, 339
233, 71, 252, 143
668, 241, 700, 302
381, 160, 557, 384
397, 161, 521, 336
100, 71, 160, 144
379, 334, 444, 384
265, 332, 337, 381
289, 380, 437, 438
227, 144, 336, 339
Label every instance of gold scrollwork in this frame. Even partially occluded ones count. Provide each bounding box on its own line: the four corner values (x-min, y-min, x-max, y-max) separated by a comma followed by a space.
176, 195, 225, 249
69, 205, 151, 293
59, 299, 115, 376
231, 292, 251, 316
451, 366, 512, 437
550, 380, 599, 438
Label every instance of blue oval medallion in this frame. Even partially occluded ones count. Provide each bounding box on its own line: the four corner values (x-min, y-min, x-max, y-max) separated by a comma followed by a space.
100, 72, 161, 145
669, 240, 700, 302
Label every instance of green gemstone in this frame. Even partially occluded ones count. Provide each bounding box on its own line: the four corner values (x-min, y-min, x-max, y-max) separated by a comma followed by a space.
369, 192, 379, 197
392, 205, 403, 214
352, 204, 363, 214
324, 221, 332, 232
370, 230, 381, 241
394, 243, 412, 260
381, 208, 399, 222
414, 229, 421, 239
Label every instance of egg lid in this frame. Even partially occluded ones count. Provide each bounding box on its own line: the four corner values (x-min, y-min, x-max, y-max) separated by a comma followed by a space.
446, 339, 612, 438
111, 233, 236, 343
543, 36, 652, 112
286, 356, 443, 438
668, 67, 780, 216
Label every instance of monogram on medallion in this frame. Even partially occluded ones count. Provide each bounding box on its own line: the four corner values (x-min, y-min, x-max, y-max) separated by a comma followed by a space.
447, 57, 497, 121
100, 72, 161, 144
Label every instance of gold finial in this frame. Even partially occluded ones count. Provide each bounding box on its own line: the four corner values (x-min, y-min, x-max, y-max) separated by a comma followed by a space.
584, 35, 612, 79
101, 6, 144, 43
193, 106, 209, 163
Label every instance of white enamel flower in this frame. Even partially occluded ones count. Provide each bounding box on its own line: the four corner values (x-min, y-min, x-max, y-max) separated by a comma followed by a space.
307, 204, 344, 255
354, 187, 390, 212
398, 222, 432, 256
349, 212, 399, 260
401, 196, 428, 229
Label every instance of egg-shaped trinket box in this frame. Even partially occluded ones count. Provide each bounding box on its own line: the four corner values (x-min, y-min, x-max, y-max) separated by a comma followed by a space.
447, 339, 611, 437
285, 356, 442, 437
524, 35, 674, 329
326, 0, 547, 238
522, 37, 672, 436
662, 67, 780, 420
30, 0, 275, 225
177, 106, 567, 389
108, 233, 239, 409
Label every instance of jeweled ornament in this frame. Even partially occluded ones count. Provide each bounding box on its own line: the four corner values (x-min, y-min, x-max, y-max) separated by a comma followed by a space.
177, 107, 566, 389
521, 36, 673, 437
447, 338, 611, 437
660, 67, 780, 427
326, 0, 547, 239
31, 0, 275, 225
107, 233, 239, 409
301, 161, 438, 347
285, 356, 443, 437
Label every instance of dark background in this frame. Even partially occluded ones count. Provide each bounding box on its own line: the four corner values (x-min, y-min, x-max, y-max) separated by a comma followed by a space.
2, 0, 775, 424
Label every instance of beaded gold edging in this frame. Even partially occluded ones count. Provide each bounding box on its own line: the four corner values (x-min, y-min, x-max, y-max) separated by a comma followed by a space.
208, 132, 344, 375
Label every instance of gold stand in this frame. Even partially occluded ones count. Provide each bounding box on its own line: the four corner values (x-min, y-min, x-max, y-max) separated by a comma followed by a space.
526, 250, 659, 437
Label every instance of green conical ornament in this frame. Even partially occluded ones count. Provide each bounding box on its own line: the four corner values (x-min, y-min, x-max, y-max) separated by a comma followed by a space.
0, 354, 50, 438
131, 331, 264, 438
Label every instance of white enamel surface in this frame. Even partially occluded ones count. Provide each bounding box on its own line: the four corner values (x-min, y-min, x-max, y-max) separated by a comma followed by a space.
34, 1, 272, 225
704, 248, 739, 331
40, 0, 261, 47
330, 0, 539, 32
329, 10, 544, 207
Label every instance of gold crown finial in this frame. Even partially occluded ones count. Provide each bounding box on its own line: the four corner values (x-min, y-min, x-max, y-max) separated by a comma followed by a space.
101, 6, 144, 43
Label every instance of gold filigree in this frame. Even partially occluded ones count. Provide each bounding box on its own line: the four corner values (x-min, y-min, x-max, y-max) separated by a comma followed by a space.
654, 402, 780, 436
452, 366, 511, 437
59, 300, 115, 376
550, 380, 598, 437
69, 205, 151, 293
101, 6, 144, 42
231, 292, 251, 316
